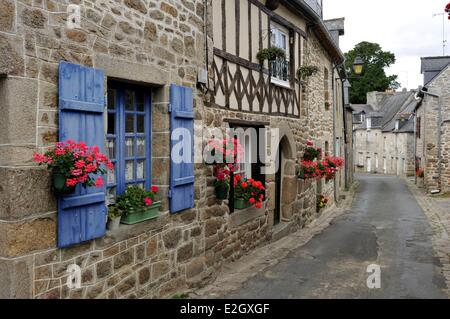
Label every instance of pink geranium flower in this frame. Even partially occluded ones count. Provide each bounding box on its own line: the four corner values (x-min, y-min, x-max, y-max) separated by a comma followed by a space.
95, 176, 104, 188
144, 197, 153, 206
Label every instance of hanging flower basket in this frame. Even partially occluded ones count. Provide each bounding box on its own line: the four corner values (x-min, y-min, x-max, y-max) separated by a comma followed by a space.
34, 140, 114, 196
215, 184, 229, 200
303, 140, 322, 161
52, 170, 76, 195
207, 136, 243, 200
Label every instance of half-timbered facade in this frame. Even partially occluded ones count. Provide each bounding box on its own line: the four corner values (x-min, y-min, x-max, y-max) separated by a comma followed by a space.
208, 0, 349, 223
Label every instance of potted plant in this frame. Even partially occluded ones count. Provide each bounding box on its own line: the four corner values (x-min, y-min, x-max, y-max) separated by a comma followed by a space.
234, 175, 265, 210
317, 194, 329, 213
256, 47, 286, 65
113, 186, 161, 225
207, 136, 243, 200
297, 65, 319, 81
299, 160, 322, 180
322, 156, 345, 181
303, 140, 322, 161
34, 140, 114, 195
107, 205, 124, 231
214, 165, 230, 200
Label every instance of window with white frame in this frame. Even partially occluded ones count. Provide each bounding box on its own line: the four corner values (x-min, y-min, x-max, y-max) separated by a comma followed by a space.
270, 24, 290, 86
234, 128, 258, 180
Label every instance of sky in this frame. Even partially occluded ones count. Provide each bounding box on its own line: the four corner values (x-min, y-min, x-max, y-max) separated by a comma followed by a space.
323, 0, 450, 90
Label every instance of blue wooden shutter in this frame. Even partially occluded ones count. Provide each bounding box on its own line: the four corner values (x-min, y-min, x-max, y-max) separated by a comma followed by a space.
58, 61, 106, 248
169, 84, 195, 213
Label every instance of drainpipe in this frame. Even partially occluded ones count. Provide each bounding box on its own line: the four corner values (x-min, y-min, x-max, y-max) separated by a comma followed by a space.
413, 109, 417, 185
418, 88, 443, 192
332, 64, 338, 203
203, 0, 209, 91
341, 78, 349, 190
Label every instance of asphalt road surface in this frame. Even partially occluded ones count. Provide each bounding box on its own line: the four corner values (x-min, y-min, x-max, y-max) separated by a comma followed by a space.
226, 174, 448, 299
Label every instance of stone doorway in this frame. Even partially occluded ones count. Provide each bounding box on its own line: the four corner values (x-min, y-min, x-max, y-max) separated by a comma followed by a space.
274, 134, 296, 226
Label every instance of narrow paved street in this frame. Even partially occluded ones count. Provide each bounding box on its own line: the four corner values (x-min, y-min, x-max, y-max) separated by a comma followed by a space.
226, 174, 448, 299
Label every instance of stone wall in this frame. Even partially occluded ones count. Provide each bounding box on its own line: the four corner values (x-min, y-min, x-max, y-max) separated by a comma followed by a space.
0, 0, 339, 299
416, 65, 450, 193
354, 126, 414, 177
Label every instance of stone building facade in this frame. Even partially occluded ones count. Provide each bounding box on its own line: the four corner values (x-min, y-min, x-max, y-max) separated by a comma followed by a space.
353, 91, 417, 177
416, 57, 450, 193
0, 0, 351, 299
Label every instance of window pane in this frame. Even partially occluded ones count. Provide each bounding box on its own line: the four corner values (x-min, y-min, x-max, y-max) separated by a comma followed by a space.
137, 160, 145, 179
107, 168, 116, 185
107, 89, 116, 110
107, 113, 115, 135
137, 138, 146, 157
125, 161, 134, 181
136, 91, 145, 112
280, 34, 286, 50
125, 90, 134, 111
107, 139, 116, 159
125, 138, 134, 157
137, 115, 145, 133
126, 114, 135, 133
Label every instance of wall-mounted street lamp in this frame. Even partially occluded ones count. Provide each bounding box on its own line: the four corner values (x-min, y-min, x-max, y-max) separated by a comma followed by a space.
353, 56, 364, 76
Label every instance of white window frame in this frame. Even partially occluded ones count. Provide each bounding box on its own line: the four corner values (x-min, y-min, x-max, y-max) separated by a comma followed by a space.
235, 130, 255, 180
270, 23, 290, 88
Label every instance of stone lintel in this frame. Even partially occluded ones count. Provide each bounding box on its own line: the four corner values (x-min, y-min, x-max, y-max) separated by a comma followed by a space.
94, 54, 169, 86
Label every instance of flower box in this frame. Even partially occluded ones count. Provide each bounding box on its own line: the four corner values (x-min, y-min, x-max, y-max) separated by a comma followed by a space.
234, 198, 250, 210
121, 202, 161, 225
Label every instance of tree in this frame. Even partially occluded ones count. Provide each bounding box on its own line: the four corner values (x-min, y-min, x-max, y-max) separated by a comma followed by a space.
345, 42, 400, 104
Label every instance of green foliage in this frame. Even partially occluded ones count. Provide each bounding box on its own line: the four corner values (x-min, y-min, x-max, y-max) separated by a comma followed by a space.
256, 47, 286, 64
107, 205, 124, 220
297, 65, 319, 80
345, 41, 400, 104
112, 186, 157, 216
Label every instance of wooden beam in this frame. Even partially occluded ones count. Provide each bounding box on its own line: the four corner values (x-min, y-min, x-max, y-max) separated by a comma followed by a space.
235, 0, 240, 57
222, 0, 226, 51
213, 47, 269, 75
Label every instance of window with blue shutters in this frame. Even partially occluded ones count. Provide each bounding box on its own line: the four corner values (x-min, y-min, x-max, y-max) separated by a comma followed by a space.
169, 84, 195, 214
58, 61, 107, 248
106, 82, 152, 204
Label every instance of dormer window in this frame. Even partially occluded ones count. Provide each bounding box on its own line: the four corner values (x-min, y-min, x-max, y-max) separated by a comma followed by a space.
395, 120, 400, 131
270, 23, 290, 87
366, 118, 371, 130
